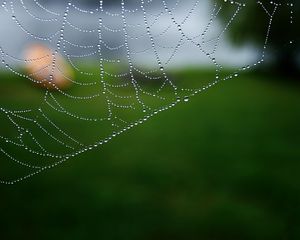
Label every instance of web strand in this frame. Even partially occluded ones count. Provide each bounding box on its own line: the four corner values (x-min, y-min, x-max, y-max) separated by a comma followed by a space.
0, 0, 294, 184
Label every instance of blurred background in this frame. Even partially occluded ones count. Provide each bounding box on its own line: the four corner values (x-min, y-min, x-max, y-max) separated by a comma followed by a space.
0, 1, 300, 240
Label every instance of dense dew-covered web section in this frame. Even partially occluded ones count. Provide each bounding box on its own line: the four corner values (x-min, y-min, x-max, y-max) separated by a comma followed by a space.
0, 0, 294, 184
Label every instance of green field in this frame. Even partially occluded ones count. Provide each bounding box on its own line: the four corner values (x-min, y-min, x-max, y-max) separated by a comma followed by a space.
1, 69, 300, 240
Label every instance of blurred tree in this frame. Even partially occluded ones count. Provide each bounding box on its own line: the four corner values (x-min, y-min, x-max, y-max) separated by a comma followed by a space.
215, 1, 299, 76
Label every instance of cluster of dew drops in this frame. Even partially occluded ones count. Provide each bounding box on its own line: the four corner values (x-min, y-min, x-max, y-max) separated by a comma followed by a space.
0, 0, 296, 184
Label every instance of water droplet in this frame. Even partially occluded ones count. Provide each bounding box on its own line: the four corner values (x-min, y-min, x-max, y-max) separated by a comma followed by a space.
183, 96, 189, 102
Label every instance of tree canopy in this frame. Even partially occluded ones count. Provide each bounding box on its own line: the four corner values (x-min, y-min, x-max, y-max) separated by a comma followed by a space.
215, 1, 299, 74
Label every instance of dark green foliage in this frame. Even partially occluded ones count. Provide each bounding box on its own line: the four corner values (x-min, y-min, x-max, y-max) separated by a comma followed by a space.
215, 0, 299, 74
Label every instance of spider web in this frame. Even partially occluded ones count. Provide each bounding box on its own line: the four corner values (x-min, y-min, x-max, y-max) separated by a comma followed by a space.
0, 0, 294, 184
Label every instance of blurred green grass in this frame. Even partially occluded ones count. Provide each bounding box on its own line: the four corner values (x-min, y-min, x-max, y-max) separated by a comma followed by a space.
1, 69, 300, 240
